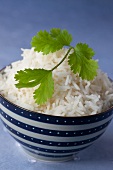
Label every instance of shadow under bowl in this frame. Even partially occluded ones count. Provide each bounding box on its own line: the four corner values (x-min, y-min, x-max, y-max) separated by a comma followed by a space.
0, 67, 113, 162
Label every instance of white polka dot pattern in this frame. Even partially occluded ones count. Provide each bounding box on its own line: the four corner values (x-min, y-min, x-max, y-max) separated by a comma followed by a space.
0, 96, 113, 162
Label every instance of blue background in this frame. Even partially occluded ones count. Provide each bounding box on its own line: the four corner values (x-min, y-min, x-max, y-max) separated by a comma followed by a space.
0, 0, 113, 169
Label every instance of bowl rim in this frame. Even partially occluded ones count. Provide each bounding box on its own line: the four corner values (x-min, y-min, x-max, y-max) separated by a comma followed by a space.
0, 65, 113, 119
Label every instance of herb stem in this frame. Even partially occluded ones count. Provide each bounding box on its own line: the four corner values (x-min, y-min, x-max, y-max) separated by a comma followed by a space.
51, 47, 73, 71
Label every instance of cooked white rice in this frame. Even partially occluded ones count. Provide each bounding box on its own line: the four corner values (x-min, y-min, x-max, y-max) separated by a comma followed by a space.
0, 48, 113, 117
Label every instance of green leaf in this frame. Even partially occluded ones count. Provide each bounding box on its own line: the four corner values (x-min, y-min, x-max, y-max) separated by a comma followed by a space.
15, 29, 99, 106
31, 28, 72, 54
68, 43, 98, 80
15, 69, 54, 104
75, 43, 95, 59
79, 58, 98, 80
34, 71, 54, 105
50, 28, 61, 38
68, 52, 82, 74
15, 69, 48, 88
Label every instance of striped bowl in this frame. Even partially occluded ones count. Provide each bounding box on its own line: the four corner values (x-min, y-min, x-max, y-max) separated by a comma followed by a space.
0, 94, 113, 162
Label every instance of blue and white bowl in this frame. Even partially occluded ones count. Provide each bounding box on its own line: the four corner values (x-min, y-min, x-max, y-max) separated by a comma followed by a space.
0, 66, 113, 162
0, 94, 113, 162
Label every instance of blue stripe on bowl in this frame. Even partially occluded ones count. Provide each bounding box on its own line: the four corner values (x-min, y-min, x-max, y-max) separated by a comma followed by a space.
1, 97, 113, 125
1, 104, 113, 132
1, 120, 105, 147
22, 148, 75, 162
21, 144, 79, 154
13, 137, 93, 154
1, 110, 111, 137
1, 114, 108, 144
22, 147, 73, 158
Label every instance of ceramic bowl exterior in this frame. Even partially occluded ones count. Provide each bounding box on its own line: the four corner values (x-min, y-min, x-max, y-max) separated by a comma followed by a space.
0, 94, 113, 162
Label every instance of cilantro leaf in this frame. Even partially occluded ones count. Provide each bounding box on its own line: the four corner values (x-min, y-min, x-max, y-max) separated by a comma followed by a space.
15, 69, 54, 104
50, 28, 61, 38
15, 69, 48, 88
34, 71, 54, 105
79, 58, 98, 80
68, 43, 98, 80
15, 28, 99, 106
75, 43, 95, 59
31, 28, 72, 54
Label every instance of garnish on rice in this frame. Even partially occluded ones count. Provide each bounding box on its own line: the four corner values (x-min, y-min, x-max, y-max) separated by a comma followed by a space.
14, 28, 98, 105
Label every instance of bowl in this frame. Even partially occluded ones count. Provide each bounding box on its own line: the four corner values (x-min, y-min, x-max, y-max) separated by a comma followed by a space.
0, 95, 113, 162
0, 68, 113, 162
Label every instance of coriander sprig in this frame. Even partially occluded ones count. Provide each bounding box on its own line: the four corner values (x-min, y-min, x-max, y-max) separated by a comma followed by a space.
14, 28, 98, 105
